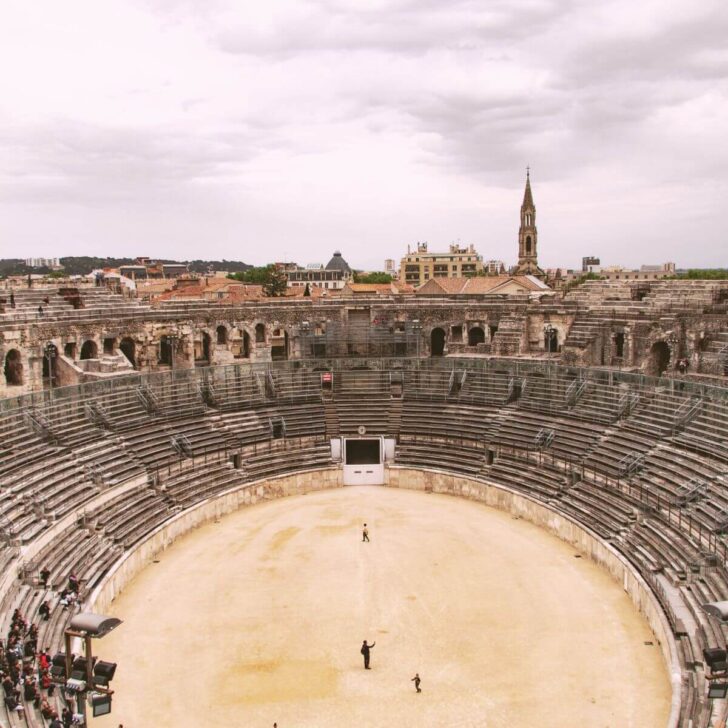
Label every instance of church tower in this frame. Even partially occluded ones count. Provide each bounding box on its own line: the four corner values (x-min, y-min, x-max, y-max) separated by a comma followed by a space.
515, 169, 545, 278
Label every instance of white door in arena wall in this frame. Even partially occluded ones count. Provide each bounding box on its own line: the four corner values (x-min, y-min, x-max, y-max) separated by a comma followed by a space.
342, 437, 384, 485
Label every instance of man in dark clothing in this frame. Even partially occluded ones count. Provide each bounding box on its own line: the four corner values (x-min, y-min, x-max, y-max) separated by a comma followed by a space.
40, 568, 50, 588
362, 523, 369, 542
411, 673, 421, 692
361, 640, 375, 669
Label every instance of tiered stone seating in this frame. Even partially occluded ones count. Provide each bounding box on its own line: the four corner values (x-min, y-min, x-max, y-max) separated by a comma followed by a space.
243, 439, 332, 480
334, 369, 393, 434
90, 486, 170, 548
0, 357, 725, 728
160, 461, 246, 508
400, 400, 497, 443
395, 439, 485, 476
675, 399, 728, 464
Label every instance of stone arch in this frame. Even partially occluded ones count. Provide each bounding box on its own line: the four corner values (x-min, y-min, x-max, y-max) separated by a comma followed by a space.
468, 326, 485, 346
201, 332, 211, 362
103, 336, 116, 355
430, 327, 446, 357
613, 332, 625, 359
216, 325, 228, 345
120, 337, 136, 368
255, 323, 266, 343
544, 327, 559, 353
271, 330, 288, 361
64, 342, 77, 359
159, 336, 173, 366
80, 340, 98, 360
526, 236, 532, 254
4, 349, 23, 386
648, 341, 671, 376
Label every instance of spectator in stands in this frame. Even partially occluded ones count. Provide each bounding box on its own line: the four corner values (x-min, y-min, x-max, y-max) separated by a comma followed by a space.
37, 304, 43, 317
40, 697, 55, 719
39, 600, 51, 621
68, 574, 79, 593
362, 523, 370, 542
43, 295, 50, 305
40, 567, 51, 588
49, 717, 63, 728
62, 705, 74, 727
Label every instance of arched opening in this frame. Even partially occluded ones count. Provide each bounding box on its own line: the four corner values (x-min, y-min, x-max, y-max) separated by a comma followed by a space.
430, 328, 446, 357
614, 332, 625, 359
255, 323, 266, 343
202, 333, 211, 362
236, 331, 250, 359
159, 336, 173, 366
80, 340, 98, 360
216, 326, 227, 345
4, 349, 23, 386
649, 341, 671, 376
64, 342, 76, 359
489, 324, 498, 340
544, 327, 559, 353
525, 236, 532, 255
103, 337, 116, 355
468, 327, 485, 346
120, 337, 136, 368
271, 330, 288, 361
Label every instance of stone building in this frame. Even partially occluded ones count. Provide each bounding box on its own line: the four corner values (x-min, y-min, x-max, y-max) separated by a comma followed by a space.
1, 277, 728, 398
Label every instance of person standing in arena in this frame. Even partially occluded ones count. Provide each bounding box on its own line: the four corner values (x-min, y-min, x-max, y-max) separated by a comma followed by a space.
362, 523, 369, 542
411, 673, 422, 692
361, 640, 375, 669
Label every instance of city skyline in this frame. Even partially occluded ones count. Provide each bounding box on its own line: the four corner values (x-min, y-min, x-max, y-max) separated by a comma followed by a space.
1, 1, 726, 271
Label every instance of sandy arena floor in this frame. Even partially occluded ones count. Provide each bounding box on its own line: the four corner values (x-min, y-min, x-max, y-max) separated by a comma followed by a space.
94, 486, 670, 727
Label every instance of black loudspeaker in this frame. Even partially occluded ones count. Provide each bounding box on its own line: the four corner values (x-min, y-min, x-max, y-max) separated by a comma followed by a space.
704, 647, 727, 672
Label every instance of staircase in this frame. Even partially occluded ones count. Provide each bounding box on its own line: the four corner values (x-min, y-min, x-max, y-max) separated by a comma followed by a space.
323, 400, 340, 438
386, 398, 403, 437
563, 316, 604, 349
491, 316, 525, 356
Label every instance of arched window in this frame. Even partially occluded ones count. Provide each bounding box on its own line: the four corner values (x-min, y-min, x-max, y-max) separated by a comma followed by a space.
430, 328, 446, 357
216, 325, 227, 345
80, 340, 98, 360
64, 342, 76, 359
468, 327, 485, 346
4, 349, 23, 386
525, 236, 532, 255
255, 323, 266, 343
120, 337, 136, 368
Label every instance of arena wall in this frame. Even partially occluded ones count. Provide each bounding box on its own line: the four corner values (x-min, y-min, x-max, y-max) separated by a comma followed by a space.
84, 465, 681, 728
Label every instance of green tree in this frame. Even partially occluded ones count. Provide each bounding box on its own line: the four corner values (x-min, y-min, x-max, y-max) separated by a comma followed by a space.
262, 266, 288, 297
353, 272, 393, 284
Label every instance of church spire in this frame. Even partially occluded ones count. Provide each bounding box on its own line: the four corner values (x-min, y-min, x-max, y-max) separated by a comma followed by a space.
522, 166, 534, 208
515, 168, 545, 279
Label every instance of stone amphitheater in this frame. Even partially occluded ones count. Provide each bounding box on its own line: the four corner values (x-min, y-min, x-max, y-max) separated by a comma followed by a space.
1, 279, 728, 726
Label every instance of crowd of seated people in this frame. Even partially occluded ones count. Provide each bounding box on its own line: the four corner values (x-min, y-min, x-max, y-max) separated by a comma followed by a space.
1, 568, 84, 726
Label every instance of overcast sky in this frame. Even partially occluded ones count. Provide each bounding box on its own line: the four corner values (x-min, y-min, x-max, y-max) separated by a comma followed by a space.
1, 0, 726, 271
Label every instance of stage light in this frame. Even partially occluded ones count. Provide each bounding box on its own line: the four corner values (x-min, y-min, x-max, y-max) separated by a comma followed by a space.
704, 648, 728, 673
702, 601, 728, 622
69, 613, 122, 638
90, 692, 112, 717
93, 660, 117, 687
708, 682, 728, 699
